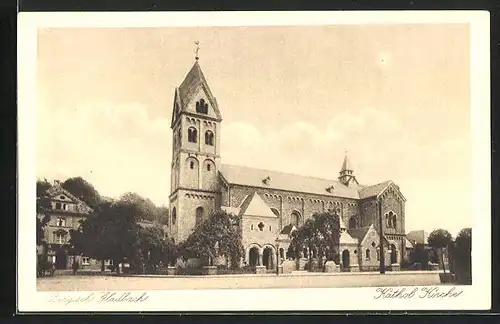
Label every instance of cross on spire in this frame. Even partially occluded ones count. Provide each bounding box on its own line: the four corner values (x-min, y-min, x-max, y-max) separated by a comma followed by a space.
194, 41, 200, 61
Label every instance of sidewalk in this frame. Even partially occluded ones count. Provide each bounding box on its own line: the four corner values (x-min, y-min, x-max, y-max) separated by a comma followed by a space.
123, 270, 442, 279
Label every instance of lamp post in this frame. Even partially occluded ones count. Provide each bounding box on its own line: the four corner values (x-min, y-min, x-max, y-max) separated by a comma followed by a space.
276, 237, 280, 276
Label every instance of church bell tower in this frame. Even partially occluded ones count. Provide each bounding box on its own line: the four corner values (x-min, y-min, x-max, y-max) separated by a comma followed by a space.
168, 45, 223, 243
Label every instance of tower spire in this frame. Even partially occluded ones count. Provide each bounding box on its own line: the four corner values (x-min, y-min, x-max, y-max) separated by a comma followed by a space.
339, 149, 357, 186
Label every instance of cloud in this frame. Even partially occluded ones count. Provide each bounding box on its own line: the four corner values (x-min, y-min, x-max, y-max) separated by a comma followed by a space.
36, 100, 171, 205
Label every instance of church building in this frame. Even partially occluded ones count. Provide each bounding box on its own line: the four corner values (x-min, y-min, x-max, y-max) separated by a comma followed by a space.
167, 56, 407, 272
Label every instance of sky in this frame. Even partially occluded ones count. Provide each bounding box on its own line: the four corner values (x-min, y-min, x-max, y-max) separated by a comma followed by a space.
36, 25, 471, 235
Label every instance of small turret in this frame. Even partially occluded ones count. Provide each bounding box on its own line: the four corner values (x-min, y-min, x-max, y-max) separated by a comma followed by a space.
338, 150, 358, 186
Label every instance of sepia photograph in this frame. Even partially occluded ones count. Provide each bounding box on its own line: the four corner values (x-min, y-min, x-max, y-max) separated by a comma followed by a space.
18, 11, 490, 312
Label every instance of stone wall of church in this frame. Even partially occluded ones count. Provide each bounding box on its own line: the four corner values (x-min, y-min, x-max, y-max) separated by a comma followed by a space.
241, 215, 280, 251
228, 184, 361, 232
174, 189, 218, 242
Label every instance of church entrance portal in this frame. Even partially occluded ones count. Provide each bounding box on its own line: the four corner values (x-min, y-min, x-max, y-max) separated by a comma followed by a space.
342, 250, 350, 270
249, 247, 259, 267
263, 247, 273, 269
390, 244, 398, 264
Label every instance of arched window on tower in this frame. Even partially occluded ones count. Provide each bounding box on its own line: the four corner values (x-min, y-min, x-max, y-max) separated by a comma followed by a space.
195, 207, 204, 226
205, 130, 214, 146
196, 99, 208, 114
291, 211, 301, 227
388, 211, 394, 228
172, 207, 177, 225
392, 214, 397, 229
349, 216, 358, 229
188, 127, 197, 143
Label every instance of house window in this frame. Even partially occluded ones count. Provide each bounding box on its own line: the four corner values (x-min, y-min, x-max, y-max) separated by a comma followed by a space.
251, 224, 254, 230
207, 163, 211, 171
55, 202, 61, 210
190, 161, 195, 169
205, 131, 214, 146
82, 257, 90, 265
270, 208, 280, 217
105, 259, 113, 266
56, 218, 66, 227
258, 222, 264, 231
269, 225, 272, 231
377, 248, 380, 261
366, 249, 371, 261
196, 99, 208, 114
54, 233, 66, 244
188, 127, 198, 143
371, 242, 376, 248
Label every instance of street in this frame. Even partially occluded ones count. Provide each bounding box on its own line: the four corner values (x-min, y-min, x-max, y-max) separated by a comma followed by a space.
37, 271, 442, 291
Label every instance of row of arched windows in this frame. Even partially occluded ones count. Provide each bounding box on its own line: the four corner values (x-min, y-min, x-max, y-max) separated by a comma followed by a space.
196, 99, 209, 114
385, 211, 398, 229
187, 157, 215, 172
187, 127, 214, 146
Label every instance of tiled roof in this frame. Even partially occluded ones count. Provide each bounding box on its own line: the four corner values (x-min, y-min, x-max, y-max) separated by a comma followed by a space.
177, 61, 221, 119
347, 226, 371, 242
357, 181, 392, 199
45, 184, 93, 214
406, 230, 429, 245
238, 192, 276, 218
220, 164, 361, 199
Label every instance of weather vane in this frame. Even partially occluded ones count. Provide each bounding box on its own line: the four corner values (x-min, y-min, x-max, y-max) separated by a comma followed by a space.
194, 41, 200, 61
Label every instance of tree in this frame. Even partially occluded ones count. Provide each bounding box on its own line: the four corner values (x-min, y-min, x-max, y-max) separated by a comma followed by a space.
178, 210, 244, 268
427, 229, 453, 273
36, 179, 52, 276
453, 228, 472, 284
120, 192, 157, 222
288, 211, 341, 268
70, 197, 143, 273
62, 177, 101, 209
137, 225, 175, 273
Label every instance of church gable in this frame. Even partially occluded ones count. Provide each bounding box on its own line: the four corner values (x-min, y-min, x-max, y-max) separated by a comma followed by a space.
238, 192, 277, 218
184, 88, 220, 120
175, 61, 222, 121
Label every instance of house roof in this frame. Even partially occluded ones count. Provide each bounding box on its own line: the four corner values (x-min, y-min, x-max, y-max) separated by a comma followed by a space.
45, 184, 93, 214
238, 192, 277, 218
219, 164, 361, 199
176, 61, 221, 119
406, 230, 429, 245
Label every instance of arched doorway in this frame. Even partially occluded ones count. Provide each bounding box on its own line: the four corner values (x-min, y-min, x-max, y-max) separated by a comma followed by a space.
55, 249, 67, 269
342, 250, 350, 269
249, 247, 259, 267
390, 244, 398, 264
263, 247, 274, 269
